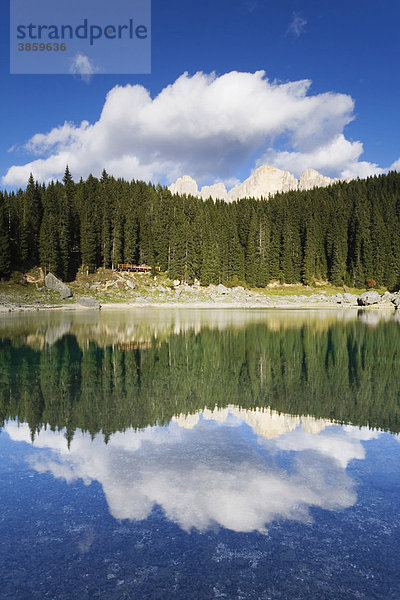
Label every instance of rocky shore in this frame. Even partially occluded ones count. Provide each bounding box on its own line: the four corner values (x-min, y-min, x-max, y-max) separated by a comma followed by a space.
1, 274, 399, 313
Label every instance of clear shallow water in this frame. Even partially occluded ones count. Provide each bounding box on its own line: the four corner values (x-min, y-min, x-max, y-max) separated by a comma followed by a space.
1, 309, 400, 599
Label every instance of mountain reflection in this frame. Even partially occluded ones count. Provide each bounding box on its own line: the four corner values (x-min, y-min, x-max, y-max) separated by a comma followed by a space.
5, 407, 382, 532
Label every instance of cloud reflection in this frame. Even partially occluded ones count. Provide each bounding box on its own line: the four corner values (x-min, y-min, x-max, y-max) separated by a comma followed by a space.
5, 408, 380, 533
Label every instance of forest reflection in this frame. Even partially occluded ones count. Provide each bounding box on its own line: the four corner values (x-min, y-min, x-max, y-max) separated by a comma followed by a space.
1, 308, 400, 441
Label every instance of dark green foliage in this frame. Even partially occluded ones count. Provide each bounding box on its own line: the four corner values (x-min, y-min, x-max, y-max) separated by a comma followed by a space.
0, 191, 11, 278
20, 174, 42, 269
39, 182, 61, 275
1, 171, 400, 287
80, 175, 100, 273
59, 167, 74, 280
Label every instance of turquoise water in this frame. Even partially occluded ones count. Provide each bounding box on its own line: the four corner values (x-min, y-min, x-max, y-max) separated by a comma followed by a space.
1, 309, 400, 599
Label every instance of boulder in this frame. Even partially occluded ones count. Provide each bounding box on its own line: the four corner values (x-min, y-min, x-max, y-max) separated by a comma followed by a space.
382, 291, 395, 300
45, 272, 72, 299
342, 293, 358, 305
77, 296, 101, 309
357, 291, 381, 306
392, 292, 400, 308
217, 284, 229, 295
230, 286, 246, 299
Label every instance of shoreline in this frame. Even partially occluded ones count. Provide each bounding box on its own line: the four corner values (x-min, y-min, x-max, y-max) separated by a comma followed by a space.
0, 298, 397, 313
2, 271, 398, 314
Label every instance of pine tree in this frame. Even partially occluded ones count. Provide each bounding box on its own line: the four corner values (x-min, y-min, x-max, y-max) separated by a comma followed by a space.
39, 182, 60, 275
110, 180, 124, 269
80, 175, 100, 273
56, 166, 74, 280
245, 209, 258, 287
100, 169, 113, 268
123, 181, 139, 264
0, 191, 11, 278
200, 201, 221, 285
302, 204, 317, 285
21, 174, 42, 270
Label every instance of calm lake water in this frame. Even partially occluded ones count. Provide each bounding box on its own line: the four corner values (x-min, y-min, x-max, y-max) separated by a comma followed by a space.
1, 308, 400, 599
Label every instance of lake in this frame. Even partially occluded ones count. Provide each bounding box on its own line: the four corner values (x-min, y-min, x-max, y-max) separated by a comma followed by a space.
1, 308, 400, 599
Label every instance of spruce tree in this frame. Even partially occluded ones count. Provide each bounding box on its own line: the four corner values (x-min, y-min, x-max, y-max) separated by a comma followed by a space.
100, 169, 113, 268
80, 175, 100, 273
21, 173, 42, 270
39, 182, 61, 275
0, 191, 11, 278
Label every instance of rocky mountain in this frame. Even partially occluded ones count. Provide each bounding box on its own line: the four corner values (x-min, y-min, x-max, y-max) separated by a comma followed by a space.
169, 164, 339, 201
298, 168, 340, 191
172, 406, 330, 439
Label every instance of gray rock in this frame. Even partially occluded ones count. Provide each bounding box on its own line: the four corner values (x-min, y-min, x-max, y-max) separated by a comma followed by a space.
342, 293, 358, 305
217, 284, 229, 295
382, 291, 395, 302
392, 292, 400, 308
230, 287, 245, 299
77, 296, 101, 309
357, 291, 381, 306
126, 280, 137, 289
45, 272, 72, 299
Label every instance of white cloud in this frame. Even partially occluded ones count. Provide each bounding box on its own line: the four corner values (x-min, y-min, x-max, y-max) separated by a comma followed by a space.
69, 52, 98, 83
25, 121, 90, 155
1, 70, 396, 187
5, 409, 380, 533
260, 134, 386, 179
287, 12, 307, 38
389, 157, 400, 172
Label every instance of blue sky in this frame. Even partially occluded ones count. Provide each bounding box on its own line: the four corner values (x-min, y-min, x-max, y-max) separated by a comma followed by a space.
1, 0, 399, 189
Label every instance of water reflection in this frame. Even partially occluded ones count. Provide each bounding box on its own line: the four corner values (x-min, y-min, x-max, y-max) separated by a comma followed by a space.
1, 306, 397, 350
1, 308, 400, 438
5, 407, 382, 533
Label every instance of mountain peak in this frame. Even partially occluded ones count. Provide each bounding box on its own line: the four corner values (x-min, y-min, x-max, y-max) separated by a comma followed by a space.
169, 165, 339, 201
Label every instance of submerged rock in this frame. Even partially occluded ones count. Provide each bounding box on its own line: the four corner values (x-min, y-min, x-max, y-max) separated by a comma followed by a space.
44, 272, 72, 299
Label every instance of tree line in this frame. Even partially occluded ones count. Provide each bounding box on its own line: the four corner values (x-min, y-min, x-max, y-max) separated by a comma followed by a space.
1, 167, 400, 288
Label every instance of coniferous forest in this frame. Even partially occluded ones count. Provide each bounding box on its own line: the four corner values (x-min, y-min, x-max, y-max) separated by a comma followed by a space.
0, 167, 400, 288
